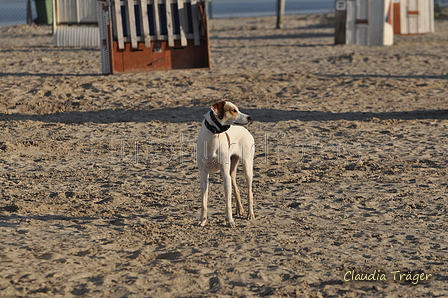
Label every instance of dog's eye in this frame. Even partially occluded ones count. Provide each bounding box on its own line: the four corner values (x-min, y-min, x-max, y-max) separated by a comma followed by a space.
232, 109, 237, 113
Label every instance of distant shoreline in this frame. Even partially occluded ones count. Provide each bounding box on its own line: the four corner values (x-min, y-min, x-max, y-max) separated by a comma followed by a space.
2, 0, 448, 27
2, 0, 335, 27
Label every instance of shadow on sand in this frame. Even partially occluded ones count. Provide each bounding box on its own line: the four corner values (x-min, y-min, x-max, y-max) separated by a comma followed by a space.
0, 107, 446, 124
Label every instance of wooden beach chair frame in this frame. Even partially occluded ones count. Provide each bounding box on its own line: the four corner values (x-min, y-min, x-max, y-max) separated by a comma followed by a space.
392, 0, 434, 35
53, 0, 101, 47
335, 0, 394, 46
98, 0, 210, 74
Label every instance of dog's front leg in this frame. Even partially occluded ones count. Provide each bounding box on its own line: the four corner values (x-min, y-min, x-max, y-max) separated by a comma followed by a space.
199, 171, 209, 226
244, 161, 255, 220
221, 168, 235, 228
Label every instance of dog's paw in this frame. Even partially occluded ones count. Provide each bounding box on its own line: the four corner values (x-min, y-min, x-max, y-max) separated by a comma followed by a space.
198, 218, 208, 227
226, 220, 236, 228
247, 212, 255, 220
235, 207, 244, 217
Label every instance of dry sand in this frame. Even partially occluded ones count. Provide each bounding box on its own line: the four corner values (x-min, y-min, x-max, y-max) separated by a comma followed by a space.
0, 14, 447, 297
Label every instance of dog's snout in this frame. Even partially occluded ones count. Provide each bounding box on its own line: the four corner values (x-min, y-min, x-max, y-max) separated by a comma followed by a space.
247, 116, 252, 123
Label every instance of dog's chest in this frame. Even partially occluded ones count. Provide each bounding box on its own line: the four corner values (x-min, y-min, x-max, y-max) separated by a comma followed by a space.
198, 134, 232, 166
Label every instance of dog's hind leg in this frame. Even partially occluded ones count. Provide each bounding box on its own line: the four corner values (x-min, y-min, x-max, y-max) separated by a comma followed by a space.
199, 171, 209, 226
230, 155, 244, 216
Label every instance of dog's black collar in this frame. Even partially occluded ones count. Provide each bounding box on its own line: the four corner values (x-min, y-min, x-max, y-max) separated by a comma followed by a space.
204, 110, 230, 134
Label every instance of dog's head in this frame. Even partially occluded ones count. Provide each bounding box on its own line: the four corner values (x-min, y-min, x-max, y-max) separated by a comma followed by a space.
211, 101, 252, 126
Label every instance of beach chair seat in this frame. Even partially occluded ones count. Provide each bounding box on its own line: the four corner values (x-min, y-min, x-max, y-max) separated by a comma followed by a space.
98, 0, 210, 74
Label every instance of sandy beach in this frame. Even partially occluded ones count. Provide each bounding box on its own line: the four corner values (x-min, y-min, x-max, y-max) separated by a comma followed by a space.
0, 14, 447, 297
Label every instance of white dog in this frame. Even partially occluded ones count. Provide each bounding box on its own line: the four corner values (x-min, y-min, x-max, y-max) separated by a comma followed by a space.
196, 101, 255, 227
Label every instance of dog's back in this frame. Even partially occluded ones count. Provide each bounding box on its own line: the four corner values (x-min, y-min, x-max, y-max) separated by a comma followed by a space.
226, 125, 255, 161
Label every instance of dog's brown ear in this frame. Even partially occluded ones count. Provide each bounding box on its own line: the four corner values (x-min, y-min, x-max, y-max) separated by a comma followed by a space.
211, 101, 226, 119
